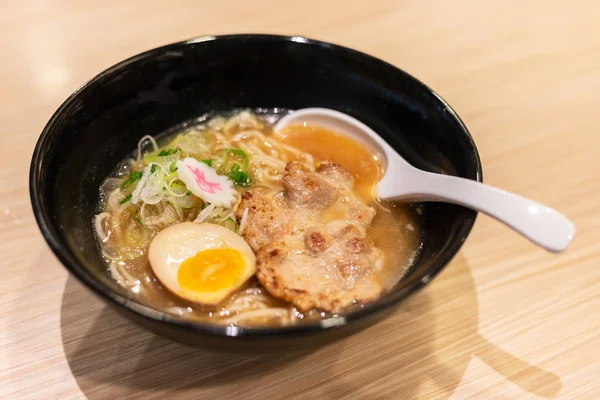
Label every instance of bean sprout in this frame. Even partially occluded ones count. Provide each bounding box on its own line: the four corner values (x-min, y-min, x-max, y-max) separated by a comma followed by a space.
238, 208, 249, 235
194, 203, 216, 223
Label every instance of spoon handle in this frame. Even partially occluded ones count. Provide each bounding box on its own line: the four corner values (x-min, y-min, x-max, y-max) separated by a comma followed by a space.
386, 171, 575, 252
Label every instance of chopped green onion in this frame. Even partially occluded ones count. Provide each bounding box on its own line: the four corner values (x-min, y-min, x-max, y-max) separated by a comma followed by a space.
165, 171, 178, 181
158, 148, 179, 156
211, 148, 253, 187
119, 193, 132, 204
143, 149, 181, 164
162, 186, 166, 191
201, 159, 213, 167
228, 170, 253, 188
213, 148, 249, 174
144, 154, 180, 164
225, 148, 249, 168
169, 180, 187, 195
150, 164, 157, 174
170, 164, 178, 172
221, 217, 238, 233
201, 202, 206, 210
176, 195, 198, 209
130, 215, 146, 229
225, 148, 249, 169
185, 190, 192, 196
121, 171, 143, 189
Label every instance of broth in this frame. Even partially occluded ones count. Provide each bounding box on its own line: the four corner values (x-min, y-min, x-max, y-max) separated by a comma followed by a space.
279, 125, 382, 202
95, 110, 422, 327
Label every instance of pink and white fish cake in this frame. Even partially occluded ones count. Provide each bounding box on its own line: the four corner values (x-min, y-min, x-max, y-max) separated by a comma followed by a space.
176, 158, 237, 206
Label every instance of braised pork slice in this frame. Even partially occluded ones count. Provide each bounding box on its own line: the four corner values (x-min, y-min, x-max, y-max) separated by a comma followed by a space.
282, 162, 338, 208
235, 161, 384, 313
315, 162, 354, 190
236, 188, 292, 251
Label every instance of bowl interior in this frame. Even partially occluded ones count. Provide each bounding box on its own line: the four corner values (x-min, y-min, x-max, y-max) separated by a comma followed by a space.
31, 35, 480, 335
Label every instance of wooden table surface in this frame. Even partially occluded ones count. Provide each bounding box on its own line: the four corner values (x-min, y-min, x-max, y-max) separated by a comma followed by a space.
1, 1, 599, 399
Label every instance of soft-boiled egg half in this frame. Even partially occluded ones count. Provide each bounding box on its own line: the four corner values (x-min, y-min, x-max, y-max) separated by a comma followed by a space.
148, 222, 255, 305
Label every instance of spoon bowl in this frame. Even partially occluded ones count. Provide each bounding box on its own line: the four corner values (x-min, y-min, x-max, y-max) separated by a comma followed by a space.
275, 108, 575, 253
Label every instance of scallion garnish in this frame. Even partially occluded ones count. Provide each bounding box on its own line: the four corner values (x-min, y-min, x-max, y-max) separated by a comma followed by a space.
119, 193, 132, 204
228, 170, 253, 188
158, 148, 179, 156
121, 171, 143, 189
130, 215, 146, 229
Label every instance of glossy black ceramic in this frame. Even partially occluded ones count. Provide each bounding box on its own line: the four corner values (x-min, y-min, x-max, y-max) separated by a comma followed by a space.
30, 34, 482, 350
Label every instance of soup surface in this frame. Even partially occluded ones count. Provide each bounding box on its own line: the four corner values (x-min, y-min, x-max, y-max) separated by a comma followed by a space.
94, 110, 422, 326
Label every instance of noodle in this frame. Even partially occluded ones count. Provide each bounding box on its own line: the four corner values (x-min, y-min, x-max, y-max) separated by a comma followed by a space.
231, 130, 269, 142
109, 262, 125, 283
95, 212, 111, 243
137, 135, 158, 161
229, 293, 270, 305
118, 264, 138, 285
252, 155, 287, 170
220, 308, 290, 325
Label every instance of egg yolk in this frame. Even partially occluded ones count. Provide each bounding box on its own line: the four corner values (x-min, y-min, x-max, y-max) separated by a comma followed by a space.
177, 248, 246, 292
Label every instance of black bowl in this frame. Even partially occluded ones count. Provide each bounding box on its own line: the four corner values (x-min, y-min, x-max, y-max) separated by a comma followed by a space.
30, 34, 481, 350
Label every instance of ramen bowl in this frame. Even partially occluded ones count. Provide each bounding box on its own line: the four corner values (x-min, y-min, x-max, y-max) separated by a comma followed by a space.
30, 34, 481, 350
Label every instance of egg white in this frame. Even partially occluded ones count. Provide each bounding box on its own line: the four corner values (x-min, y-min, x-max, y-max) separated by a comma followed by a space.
148, 222, 256, 305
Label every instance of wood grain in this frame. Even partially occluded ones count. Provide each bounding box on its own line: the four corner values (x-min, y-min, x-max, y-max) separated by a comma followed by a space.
1, 1, 599, 399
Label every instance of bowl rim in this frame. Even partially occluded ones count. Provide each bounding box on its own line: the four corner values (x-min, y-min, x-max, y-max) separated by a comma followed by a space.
30, 33, 482, 338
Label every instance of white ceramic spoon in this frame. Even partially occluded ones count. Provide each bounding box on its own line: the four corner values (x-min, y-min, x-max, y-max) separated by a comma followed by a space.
274, 108, 575, 253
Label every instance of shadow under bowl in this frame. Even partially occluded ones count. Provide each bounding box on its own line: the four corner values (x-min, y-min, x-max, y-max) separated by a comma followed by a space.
30, 34, 481, 350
